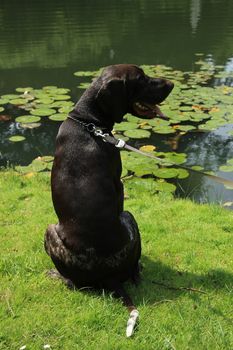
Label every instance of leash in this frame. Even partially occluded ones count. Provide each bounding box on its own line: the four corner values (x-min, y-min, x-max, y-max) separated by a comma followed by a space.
67, 116, 233, 188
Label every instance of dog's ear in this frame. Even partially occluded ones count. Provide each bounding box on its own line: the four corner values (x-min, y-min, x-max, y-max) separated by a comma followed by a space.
96, 77, 128, 123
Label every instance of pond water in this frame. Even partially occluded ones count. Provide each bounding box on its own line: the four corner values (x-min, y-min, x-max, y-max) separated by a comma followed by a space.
0, 0, 233, 206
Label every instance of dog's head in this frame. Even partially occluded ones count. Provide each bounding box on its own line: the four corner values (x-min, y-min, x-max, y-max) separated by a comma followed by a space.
96, 64, 174, 123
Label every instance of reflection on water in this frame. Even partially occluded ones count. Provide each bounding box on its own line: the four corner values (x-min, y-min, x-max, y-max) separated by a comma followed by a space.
0, 0, 233, 205
1, 0, 233, 90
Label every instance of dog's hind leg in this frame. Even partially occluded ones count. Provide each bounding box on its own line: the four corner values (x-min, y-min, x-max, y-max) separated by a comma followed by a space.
119, 211, 142, 282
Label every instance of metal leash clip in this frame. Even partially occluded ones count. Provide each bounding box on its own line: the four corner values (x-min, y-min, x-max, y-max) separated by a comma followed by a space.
86, 123, 96, 133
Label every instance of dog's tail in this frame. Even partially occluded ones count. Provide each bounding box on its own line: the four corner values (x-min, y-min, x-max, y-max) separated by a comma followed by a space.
112, 282, 139, 337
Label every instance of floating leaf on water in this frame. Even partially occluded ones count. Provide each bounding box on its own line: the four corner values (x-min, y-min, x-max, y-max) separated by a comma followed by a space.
52, 95, 71, 101
176, 168, 189, 179
112, 133, 129, 142
36, 98, 54, 105
42, 86, 58, 90
31, 108, 56, 116
124, 113, 137, 122
147, 118, 171, 127
77, 83, 91, 89
124, 129, 151, 139
20, 122, 41, 129
114, 121, 138, 132
227, 159, 233, 165
126, 178, 161, 193
43, 87, 70, 95
58, 106, 73, 114
219, 165, 233, 172
40, 155, 54, 163
139, 145, 156, 152
153, 167, 179, 179
153, 180, 177, 193
177, 125, 196, 132
51, 101, 74, 108
74, 70, 99, 77
10, 99, 26, 105
126, 177, 176, 194
1, 94, 19, 100
163, 152, 187, 165
153, 126, 176, 134
191, 165, 204, 171
0, 98, 9, 105
138, 122, 152, 130
49, 113, 67, 121
8, 135, 26, 142
15, 115, 41, 123
132, 163, 159, 177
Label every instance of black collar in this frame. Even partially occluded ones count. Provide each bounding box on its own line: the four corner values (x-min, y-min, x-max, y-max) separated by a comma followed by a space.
67, 115, 111, 133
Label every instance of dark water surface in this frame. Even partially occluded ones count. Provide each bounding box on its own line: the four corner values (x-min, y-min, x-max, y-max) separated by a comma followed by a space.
0, 0, 233, 204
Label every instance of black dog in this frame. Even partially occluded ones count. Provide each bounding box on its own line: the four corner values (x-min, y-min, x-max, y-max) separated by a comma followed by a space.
45, 64, 173, 336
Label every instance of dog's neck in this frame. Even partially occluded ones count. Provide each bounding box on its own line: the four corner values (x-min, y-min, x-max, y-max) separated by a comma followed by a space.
70, 86, 115, 131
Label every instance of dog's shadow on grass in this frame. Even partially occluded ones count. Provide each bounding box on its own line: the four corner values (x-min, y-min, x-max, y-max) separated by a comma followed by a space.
51, 254, 232, 316
125, 255, 233, 307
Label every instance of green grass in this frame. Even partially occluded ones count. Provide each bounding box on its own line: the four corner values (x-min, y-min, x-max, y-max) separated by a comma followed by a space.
0, 171, 233, 350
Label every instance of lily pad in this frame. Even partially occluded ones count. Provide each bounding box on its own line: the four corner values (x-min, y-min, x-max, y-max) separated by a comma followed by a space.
219, 165, 233, 172
43, 87, 70, 95
1, 94, 19, 100
112, 133, 129, 142
153, 167, 179, 179
0, 98, 9, 105
132, 162, 159, 177
10, 99, 27, 105
74, 70, 99, 77
40, 155, 54, 163
15, 115, 41, 123
139, 145, 156, 152
114, 122, 138, 132
36, 98, 54, 105
49, 113, 67, 121
20, 123, 41, 129
176, 168, 189, 179
31, 108, 56, 116
153, 180, 177, 192
78, 83, 91, 89
51, 101, 74, 108
8, 135, 26, 142
52, 95, 71, 101
126, 177, 176, 194
153, 126, 176, 134
124, 129, 151, 139
191, 165, 204, 171
58, 106, 73, 114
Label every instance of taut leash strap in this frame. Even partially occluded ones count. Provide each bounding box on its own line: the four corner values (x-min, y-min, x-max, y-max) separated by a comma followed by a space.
67, 116, 233, 188
101, 133, 233, 189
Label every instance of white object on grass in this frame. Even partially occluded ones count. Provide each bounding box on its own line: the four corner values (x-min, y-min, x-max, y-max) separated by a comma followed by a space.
126, 309, 139, 337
